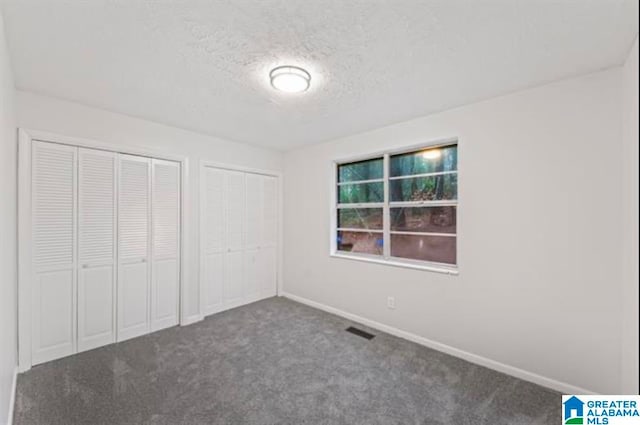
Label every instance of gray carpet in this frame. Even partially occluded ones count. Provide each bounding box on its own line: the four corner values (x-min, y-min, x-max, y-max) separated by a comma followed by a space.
14, 297, 560, 424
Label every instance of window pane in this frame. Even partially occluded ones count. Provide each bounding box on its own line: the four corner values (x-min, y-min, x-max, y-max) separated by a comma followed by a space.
339, 182, 384, 204
390, 145, 457, 177
337, 231, 383, 255
390, 206, 456, 233
338, 158, 383, 182
390, 174, 457, 202
338, 208, 383, 230
390, 234, 456, 264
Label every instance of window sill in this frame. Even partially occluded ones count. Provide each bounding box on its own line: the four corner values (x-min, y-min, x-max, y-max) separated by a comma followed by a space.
329, 252, 459, 275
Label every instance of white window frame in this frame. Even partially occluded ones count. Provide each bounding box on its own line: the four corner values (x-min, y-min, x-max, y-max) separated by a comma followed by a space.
329, 137, 459, 275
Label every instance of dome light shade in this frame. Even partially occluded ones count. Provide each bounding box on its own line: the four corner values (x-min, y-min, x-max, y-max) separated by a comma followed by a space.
270, 66, 311, 93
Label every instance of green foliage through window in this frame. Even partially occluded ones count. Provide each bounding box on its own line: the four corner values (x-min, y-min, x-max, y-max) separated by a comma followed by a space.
338, 208, 383, 230
338, 158, 383, 182
338, 182, 384, 204
390, 174, 457, 202
390, 145, 457, 177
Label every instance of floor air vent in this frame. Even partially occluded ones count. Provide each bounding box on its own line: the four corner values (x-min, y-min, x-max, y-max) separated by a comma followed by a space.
346, 326, 375, 340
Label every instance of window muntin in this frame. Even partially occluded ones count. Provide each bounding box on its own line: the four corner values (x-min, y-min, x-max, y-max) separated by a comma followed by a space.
335, 143, 458, 269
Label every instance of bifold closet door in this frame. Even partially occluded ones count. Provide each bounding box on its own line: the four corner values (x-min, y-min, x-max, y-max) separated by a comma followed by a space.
246, 174, 277, 301
117, 154, 151, 342
202, 167, 225, 315
224, 170, 246, 308
260, 175, 278, 298
151, 159, 180, 331
244, 173, 263, 303
77, 148, 117, 352
201, 167, 278, 319
31, 141, 77, 365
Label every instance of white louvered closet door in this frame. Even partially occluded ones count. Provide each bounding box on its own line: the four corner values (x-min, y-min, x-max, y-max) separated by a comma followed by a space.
224, 170, 245, 308
31, 141, 77, 365
77, 148, 116, 352
151, 159, 180, 332
202, 167, 225, 316
260, 175, 278, 298
117, 154, 151, 342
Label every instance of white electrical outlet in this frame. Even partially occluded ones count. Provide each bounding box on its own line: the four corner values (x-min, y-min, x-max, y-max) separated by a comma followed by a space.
387, 296, 395, 309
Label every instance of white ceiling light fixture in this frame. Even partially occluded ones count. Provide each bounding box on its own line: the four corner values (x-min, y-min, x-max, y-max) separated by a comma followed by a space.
269, 65, 311, 93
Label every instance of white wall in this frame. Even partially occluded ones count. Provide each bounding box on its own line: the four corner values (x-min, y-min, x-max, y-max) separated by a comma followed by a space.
0, 9, 17, 425
283, 68, 625, 394
621, 36, 639, 395
16, 90, 283, 325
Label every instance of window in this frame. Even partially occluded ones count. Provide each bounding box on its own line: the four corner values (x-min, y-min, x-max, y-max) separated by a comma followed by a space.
333, 142, 458, 273
336, 158, 384, 256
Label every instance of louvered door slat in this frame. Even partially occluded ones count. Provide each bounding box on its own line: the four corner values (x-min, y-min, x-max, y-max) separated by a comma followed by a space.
119, 156, 150, 261
79, 149, 115, 264
33, 144, 75, 270
153, 161, 179, 259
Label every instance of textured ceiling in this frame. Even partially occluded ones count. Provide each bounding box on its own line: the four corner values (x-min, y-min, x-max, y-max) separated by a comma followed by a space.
2, 0, 638, 150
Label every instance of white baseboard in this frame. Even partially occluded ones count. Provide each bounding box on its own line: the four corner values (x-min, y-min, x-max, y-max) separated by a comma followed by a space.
6, 367, 17, 425
281, 291, 596, 395
181, 314, 203, 326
